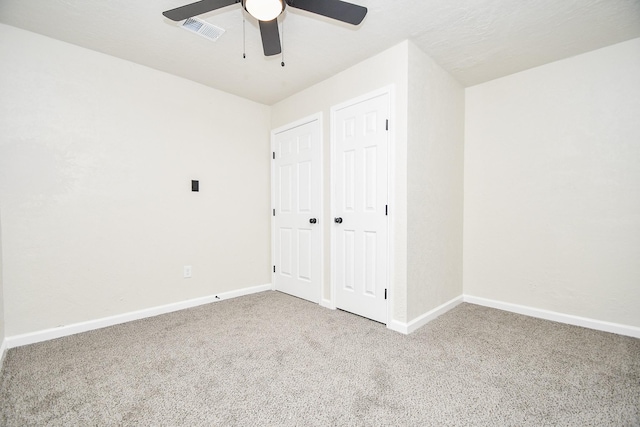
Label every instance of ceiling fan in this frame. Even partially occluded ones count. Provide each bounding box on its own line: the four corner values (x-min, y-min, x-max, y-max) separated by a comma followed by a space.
163, 0, 367, 56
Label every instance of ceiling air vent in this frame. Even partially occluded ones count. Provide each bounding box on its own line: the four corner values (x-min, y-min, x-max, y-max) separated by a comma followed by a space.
181, 17, 225, 41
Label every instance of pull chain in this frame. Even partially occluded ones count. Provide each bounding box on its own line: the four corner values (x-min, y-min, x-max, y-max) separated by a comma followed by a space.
242, 12, 246, 59
280, 17, 285, 67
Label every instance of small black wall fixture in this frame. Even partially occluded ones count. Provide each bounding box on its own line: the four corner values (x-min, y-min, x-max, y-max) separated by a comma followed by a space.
191, 180, 199, 192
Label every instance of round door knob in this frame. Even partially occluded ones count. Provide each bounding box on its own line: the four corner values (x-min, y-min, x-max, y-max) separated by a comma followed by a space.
334, 217, 343, 224
309, 218, 317, 224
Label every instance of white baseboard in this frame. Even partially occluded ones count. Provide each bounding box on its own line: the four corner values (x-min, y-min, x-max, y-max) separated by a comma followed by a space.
6, 283, 272, 349
464, 295, 640, 339
386, 319, 409, 334
319, 298, 335, 310
387, 295, 464, 335
0, 337, 7, 373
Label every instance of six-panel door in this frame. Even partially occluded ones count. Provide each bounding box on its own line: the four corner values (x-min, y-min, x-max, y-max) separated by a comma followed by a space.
273, 119, 322, 303
332, 92, 389, 323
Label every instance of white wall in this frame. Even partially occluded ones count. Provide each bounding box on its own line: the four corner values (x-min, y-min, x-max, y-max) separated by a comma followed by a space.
464, 38, 640, 327
406, 42, 465, 321
0, 24, 272, 336
272, 41, 410, 322
4, 19, 634, 340
0, 212, 5, 358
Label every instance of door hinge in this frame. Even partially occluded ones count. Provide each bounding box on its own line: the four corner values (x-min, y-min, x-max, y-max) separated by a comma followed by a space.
385, 205, 388, 216
273, 265, 276, 273
385, 119, 389, 131
272, 151, 275, 159
273, 209, 275, 216
385, 288, 387, 300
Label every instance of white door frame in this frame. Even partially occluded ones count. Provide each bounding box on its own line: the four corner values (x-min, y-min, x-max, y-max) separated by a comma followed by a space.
329, 85, 395, 324
270, 112, 324, 303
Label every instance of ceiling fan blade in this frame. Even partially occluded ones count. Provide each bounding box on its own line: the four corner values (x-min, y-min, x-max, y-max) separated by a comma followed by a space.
259, 19, 282, 56
162, 0, 238, 21
287, 0, 366, 25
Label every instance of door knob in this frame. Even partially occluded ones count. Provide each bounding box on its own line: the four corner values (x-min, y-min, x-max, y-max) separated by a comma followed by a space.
334, 217, 343, 224
309, 218, 317, 224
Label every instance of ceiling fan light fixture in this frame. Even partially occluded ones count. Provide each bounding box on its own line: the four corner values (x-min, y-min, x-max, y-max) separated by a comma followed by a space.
244, 0, 284, 22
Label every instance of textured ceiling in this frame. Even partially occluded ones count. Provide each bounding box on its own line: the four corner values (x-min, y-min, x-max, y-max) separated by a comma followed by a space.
1, 0, 639, 105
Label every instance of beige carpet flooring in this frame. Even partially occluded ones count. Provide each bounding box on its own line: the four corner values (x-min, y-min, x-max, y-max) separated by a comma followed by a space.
1, 291, 639, 426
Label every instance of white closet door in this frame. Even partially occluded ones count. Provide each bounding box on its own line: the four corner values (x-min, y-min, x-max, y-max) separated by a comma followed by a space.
332, 92, 389, 323
272, 117, 322, 303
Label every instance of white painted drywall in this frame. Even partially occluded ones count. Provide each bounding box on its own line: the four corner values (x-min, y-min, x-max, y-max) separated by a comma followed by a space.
0, 24, 271, 336
406, 42, 465, 322
271, 41, 409, 322
0, 211, 5, 350
464, 38, 640, 327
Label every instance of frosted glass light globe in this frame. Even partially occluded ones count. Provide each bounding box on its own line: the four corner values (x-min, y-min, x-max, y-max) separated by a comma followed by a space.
245, 0, 284, 21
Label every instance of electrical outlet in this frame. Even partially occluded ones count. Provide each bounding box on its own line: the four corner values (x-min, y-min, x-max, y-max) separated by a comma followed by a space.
183, 265, 192, 278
